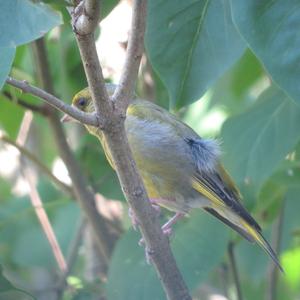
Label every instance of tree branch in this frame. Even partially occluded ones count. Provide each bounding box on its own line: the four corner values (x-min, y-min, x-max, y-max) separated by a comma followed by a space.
2, 90, 48, 116
266, 201, 284, 300
228, 241, 243, 300
112, 0, 147, 111
72, 1, 192, 299
17, 111, 67, 273
72, 0, 100, 35
5, 77, 98, 126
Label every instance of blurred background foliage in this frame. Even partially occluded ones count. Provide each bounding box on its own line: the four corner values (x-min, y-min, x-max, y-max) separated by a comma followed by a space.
0, 0, 300, 299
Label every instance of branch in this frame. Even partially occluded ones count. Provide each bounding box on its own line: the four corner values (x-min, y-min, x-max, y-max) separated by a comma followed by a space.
72, 1, 192, 299
112, 0, 147, 111
17, 111, 67, 273
2, 90, 48, 115
266, 200, 284, 300
72, 0, 100, 35
55, 216, 87, 299
0, 135, 74, 198
228, 241, 243, 300
5, 77, 98, 126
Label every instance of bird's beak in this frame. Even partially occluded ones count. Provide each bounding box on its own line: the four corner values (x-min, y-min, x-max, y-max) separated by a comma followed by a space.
61, 114, 75, 123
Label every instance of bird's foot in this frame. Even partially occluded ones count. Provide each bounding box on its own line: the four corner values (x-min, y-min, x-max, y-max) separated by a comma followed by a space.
161, 212, 185, 236
138, 212, 185, 245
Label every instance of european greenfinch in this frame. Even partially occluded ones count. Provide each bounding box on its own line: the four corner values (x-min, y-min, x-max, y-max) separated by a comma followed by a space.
63, 84, 282, 271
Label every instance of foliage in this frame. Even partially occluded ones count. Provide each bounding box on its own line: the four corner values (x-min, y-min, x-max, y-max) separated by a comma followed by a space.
0, 0, 300, 299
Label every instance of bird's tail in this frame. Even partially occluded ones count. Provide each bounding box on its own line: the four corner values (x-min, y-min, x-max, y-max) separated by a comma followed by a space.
205, 207, 283, 272
240, 219, 283, 272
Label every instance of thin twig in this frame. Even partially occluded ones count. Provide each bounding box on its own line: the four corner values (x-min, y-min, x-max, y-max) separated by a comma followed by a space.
25, 167, 68, 273
228, 241, 243, 300
17, 111, 67, 273
2, 90, 48, 115
112, 0, 147, 111
5, 77, 98, 126
0, 135, 74, 197
55, 216, 87, 299
72, 1, 192, 299
266, 201, 285, 300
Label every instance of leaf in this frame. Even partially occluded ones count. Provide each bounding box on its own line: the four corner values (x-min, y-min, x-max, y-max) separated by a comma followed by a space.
0, 0, 62, 47
145, 0, 246, 108
107, 212, 229, 300
0, 47, 15, 89
221, 85, 300, 191
0, 93, 24, 138
230, 0, 300, 106
208, 49, 265, 114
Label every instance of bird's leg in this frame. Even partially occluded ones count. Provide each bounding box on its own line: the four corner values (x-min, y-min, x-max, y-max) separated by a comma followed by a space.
161, 212, 185, 236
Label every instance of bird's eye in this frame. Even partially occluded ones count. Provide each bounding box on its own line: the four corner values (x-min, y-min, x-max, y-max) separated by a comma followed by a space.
77, 97, 86, 107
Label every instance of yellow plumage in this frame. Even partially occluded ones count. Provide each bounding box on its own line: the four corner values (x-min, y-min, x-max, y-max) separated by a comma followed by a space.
67, 84, 282, 271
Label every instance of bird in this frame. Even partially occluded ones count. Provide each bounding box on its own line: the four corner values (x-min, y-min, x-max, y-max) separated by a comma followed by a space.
62, 83, 282, 271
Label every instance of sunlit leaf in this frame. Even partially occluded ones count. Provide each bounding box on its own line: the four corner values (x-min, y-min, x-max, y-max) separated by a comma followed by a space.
281, 247, 300, 290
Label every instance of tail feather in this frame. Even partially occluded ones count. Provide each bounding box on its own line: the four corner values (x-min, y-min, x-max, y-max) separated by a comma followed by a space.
205, 207, 283, 272
242, 220, 284, 272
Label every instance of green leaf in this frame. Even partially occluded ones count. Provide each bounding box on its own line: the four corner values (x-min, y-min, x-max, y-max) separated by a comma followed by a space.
230, 0, 300, 106
145, 0, 246, 108
209, 49, 265, 115
0, 0, 62, 47
0, 47, 15, 89
0, 94, 24, 138
107, 212, 229, 300
221, 85, 300, 191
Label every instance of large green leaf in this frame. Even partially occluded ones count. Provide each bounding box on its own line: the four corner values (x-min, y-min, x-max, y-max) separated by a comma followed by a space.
107, 212, 229, 300
0, 47, 15, 89
230, 0, 300, 106
0, 0, 62, 47
222, 85, 300, 191
145, 0, 246, 108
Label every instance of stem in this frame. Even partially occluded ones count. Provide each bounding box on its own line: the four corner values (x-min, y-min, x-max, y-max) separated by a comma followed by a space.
228, 241, 243, 300
112, 0, 147, 110
266, 201, 284, 300
6, 77, 98, 126
2, 90, 47, 115
17, 111, 67, 273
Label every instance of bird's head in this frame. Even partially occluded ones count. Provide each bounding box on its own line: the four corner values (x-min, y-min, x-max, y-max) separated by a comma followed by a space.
61, 83, 117, 122
72, 87, 93, 113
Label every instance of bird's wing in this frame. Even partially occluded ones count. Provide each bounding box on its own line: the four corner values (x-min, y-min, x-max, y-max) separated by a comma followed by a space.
191, 168, 261, 232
